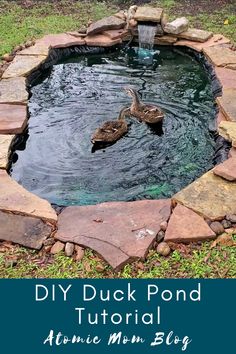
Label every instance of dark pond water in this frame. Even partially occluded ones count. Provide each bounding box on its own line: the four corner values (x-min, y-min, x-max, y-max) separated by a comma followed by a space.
10, 46, 216, 206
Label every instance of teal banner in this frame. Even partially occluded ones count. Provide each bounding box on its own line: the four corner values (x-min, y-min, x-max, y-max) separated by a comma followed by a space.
0, 280, 235, 353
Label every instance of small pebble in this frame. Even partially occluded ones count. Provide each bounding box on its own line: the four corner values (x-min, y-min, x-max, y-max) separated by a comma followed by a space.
50, 241, 65, 255
222, 219, 232, 228
226, 214, 236, 223
156, 242, 171, 257
1, 54, 13, 62
75, 245, 85, 261
96, 264, 105, 273
160, 221, 168, 232
65, 242, 75, 257
43, 238, 55, 246
210, 221, 225, 235
157, 230, 165, 242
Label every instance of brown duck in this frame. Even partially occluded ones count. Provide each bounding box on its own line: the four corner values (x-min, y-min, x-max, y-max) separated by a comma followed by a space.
91, 107, 130, 145
124, 87, 164, 124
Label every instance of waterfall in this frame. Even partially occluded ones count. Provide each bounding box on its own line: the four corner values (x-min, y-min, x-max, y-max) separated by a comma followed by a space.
138, 23, 157, 50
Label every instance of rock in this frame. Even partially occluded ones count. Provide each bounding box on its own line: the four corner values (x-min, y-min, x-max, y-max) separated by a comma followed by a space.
50, 241, 65, 255
0, 170, 57, 223
114, 11, 127, 21
177, 28, 213, 42
157, 230, 165, 242
221, 219, 232, 228
219, 121, 236, 147
164, 17, 189, 35
87, 16, 125, 36
226, 214, 236, 223
0, 210, 52, 249
37, 33, 85, 48
215, 67, 236, 89
154, 35, 177, 45
165, 204, 216, 242
103, 29, 129, 41
210, 221, 225, 235
85, 34, 122, 47
75, 245, 85, 261
128, 19, 138, 28
1, 54, 14, 62
173, 170, 236, 221
161, 13, 168, 28
55, 199, 171, 270
155, 24, 164, 36
96, 264, 105, 272
160, 221, 168, 231
203, 46, 236, 69
134, 6, 163, 23
229, 147, 236, 158
65, 242, 75, 257
77, 25, 87, 34
2, 55, 46, 78
174, 34, 231, 52
0, 135, 15, 169
19, 43, 49, 56
0, 104, 28, 134
156, 242, 171, 256
0, 77, 28, 104
43, 238, 55, 246
217, 89, 236, 122
213, 158, 236, 181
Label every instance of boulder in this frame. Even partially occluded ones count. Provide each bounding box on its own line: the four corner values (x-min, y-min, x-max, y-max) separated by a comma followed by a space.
164, 17, 189, 35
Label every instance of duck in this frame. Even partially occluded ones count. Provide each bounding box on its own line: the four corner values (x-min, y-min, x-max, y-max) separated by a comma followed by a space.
91, 107, 130, 145
124, 87, 164, 124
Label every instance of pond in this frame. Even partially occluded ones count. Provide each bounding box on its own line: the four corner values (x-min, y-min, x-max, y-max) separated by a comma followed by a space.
10, 46, 216, 206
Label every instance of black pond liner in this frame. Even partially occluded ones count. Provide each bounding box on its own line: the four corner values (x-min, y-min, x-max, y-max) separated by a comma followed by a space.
9, 43, 231, 208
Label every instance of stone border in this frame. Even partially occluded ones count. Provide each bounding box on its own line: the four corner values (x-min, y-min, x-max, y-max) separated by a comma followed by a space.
0, 6, 236, 271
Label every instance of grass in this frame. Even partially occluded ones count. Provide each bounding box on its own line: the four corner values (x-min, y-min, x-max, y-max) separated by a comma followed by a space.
0, 0, 235, 278
0, 240, 236, 278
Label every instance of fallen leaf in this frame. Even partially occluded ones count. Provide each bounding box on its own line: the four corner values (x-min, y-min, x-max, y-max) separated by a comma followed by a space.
224, 19, 229, 25
211, 233, 236, 248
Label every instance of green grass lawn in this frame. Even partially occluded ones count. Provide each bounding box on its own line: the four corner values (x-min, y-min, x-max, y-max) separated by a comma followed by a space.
0, 0, 235, 278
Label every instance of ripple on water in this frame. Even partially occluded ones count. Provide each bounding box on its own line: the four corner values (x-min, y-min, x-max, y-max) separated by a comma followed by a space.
10, 46, 216, 206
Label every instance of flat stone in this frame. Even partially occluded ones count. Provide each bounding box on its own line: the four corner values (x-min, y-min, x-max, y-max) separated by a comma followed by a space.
229, 147, 236, 158
165, 204, 215, 242
0, 134, 14, 169
213, 158, 236, 181
175, 34, 231, 52
177, 28, 213, 42
19, 43, 49, 56
173, 170, 236, 221
87, 16, 125, 36
85, 34, 122, 47
164, 17, 189, 35
215, 67, 236, 89
203, 46, 236, 68
102, 29, 129, 40
216, 89, 236, 121
0, 210, 51, 249
217, 110, 226, 126
0, 104, 27, 134
134, 7, 163, 23
154, 35, 177, 45
0, 77, 28, 104
219, 121, 236, 147
55, 199, 171, 270
2, 55, 46, 78
37, 33, 85, 48
0, 170, 57, 223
